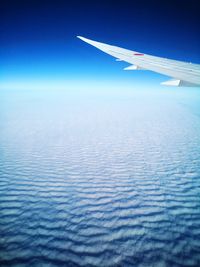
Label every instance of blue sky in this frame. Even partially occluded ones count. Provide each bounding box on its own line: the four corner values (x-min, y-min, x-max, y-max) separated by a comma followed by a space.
0, 0, 200, 87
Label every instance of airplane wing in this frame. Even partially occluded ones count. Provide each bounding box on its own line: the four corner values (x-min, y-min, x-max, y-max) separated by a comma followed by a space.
77, 36, 200, 87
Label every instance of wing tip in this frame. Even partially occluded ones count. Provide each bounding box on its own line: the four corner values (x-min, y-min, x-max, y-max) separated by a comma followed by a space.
76, 36, 95, 45
77, 35, 84, 40
77, 36, 91, 43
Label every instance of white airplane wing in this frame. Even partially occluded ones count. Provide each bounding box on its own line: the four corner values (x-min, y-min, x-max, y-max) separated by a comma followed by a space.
77, 36, 200, 87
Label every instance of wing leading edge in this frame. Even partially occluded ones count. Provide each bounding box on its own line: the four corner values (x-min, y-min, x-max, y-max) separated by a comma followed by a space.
77, 36, 200, 87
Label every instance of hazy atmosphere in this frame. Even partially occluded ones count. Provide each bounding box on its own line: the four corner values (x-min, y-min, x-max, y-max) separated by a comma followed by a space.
1, 1, 200, 266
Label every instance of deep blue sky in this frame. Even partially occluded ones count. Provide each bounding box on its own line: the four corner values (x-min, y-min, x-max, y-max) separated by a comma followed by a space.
0, 0, 200, 85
